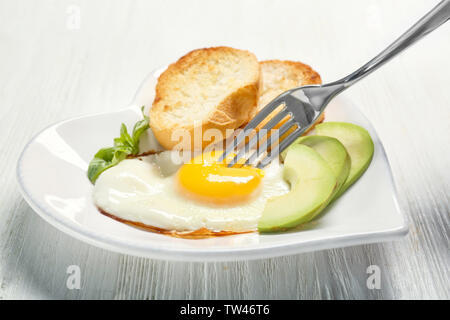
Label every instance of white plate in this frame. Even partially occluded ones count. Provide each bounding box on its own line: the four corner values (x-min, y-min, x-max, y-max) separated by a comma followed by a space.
16, 67, 408, 261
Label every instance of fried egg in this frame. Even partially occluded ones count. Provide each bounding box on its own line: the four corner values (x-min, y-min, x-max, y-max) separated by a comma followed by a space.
93, 151, 289, 233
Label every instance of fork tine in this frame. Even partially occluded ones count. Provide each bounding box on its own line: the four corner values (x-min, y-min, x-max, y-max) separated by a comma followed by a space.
245, 97, 287, 129
217, 128, 247, 163
244, 118, 297, 166
218, 97, 286, 163
226, 133, 255, 167
256, 126, 305, 169
226, 108, 290, 167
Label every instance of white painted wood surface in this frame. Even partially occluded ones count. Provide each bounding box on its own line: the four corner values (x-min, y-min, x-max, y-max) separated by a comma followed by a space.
1, 0, 449, 299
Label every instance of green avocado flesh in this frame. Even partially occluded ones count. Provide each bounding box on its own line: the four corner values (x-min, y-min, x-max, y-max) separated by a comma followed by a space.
315, 122, 374, 198
282, 135, 351, 199
258, 144, 337, 232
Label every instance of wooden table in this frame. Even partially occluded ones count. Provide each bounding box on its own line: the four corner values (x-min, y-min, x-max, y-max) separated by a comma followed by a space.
1, 0, 449, 299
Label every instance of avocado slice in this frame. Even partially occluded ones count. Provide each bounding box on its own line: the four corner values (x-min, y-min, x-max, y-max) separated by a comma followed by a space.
315, 122, 374, 198
258, 144, 337, 232
281, 135, 351, 200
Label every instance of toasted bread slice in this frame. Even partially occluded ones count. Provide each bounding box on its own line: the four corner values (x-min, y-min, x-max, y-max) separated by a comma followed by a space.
150, 47, 260, 150
257, 60, 324, 132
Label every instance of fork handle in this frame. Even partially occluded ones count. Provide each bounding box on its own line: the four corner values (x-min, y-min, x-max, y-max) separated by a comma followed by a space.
335, 0, 450, 88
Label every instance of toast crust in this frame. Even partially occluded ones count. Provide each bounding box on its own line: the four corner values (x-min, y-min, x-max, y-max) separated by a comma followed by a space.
261, 60, 322, 87
151, 47, 260, 150
257, 60, 324, 132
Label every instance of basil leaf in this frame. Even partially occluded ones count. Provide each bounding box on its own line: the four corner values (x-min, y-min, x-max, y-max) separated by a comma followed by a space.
87, 106, 150, 184
120, 124, 134, 149
131, 107, 150, 148
87, 147, 128, 183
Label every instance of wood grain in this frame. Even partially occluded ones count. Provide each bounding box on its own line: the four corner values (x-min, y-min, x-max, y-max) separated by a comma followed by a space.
0, 0, 449, 299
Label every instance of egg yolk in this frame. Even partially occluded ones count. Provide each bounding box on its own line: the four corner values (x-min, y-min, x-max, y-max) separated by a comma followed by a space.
176, 151, 264, 205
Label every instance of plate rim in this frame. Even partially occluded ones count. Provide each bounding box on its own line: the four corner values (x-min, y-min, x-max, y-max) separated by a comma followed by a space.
15, 68, 409, 262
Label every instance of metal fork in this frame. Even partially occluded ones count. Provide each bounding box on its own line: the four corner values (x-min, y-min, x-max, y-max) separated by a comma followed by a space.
219, 0, 450, 168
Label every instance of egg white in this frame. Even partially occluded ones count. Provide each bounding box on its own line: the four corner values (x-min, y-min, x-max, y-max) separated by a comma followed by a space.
92, 151, 289, 232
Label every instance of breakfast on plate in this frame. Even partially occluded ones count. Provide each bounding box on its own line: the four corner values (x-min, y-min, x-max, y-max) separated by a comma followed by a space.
87, 46, 374, 238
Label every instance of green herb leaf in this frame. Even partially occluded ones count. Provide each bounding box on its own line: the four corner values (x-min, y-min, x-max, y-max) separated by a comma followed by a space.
87, 106, 150, 183
132, 107, 150, 147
